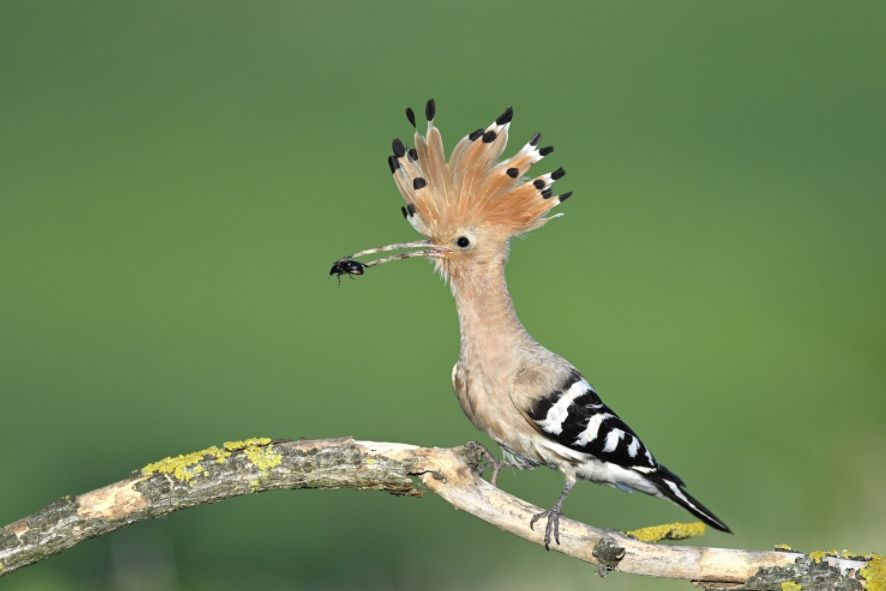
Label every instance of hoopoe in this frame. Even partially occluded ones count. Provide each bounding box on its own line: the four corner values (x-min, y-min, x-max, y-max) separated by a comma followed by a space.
331, 100, 731, 549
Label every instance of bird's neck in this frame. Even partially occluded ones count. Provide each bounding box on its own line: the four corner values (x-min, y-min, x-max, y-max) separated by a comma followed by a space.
449, 259, 534, 374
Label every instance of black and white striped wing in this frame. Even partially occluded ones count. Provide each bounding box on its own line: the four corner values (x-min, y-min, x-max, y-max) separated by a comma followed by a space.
527, 371, 666, 477
527, 370, 730, 532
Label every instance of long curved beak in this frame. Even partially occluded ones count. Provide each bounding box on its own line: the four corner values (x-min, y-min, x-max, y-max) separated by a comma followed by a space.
330, 240, 448, 276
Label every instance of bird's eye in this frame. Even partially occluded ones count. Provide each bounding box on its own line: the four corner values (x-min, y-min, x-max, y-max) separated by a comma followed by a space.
456, 236, 471, 248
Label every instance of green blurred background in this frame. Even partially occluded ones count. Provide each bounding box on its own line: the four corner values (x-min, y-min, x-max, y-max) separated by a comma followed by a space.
2, 2, 885, 589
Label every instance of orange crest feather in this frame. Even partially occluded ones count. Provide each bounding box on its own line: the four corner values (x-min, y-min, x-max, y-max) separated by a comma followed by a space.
389, 101, 571, 240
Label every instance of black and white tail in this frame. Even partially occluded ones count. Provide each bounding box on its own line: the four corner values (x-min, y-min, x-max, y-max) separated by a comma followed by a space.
651, 472, 732, 533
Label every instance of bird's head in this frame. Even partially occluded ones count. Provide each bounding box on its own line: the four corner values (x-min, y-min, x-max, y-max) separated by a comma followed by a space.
331, 100, 571, 283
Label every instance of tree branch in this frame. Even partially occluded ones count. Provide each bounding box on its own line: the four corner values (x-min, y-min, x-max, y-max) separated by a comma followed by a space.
0, 437, 880, 590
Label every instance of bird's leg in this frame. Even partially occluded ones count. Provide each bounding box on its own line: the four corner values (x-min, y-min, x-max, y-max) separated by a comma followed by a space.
493, 446, 539, 486
482, 448, 503, 486
489, 459, 502, 487
529, 476, 576, 550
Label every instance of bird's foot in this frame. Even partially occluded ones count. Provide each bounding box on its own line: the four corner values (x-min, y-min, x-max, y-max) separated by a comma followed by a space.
529, 508, 562, 551
478, 447, 502, 486
530, 478, 575, 551
461, 441, 502, 486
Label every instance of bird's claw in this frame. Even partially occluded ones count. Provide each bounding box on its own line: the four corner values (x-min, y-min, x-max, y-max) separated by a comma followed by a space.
472, 444, 502, 486
529, 508, 562, 550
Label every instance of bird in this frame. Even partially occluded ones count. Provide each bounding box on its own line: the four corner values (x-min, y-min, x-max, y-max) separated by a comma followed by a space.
332, 99, 731, 549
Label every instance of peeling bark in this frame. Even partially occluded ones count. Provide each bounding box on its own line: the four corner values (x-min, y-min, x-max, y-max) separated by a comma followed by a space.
0, 437, 877, 590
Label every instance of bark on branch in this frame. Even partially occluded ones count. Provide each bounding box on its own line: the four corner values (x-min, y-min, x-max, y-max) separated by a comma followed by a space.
0, 437, 881, 590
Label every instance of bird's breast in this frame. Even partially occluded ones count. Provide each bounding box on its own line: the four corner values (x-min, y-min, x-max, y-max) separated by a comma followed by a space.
451, 360, 549, 465
451, 361, 491, 434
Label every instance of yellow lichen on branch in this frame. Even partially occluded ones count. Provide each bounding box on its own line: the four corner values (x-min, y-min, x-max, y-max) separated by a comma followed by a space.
780, 581, 801, 591
141, 446, 228, 482
223, 437, 281, 472
861, 555, 886, 591
244, 444, 282, 472
625, 521, 705, 543
140, 438, 275, 483
808, 548, 878, 564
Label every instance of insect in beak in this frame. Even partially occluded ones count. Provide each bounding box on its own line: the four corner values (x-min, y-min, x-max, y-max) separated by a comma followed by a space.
329, 240, 449, 283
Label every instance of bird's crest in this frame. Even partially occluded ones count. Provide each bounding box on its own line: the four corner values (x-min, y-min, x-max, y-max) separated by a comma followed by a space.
389, 100, 571, 240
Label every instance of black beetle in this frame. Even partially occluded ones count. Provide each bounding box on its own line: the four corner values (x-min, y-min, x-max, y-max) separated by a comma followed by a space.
329, 258, 365, 284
